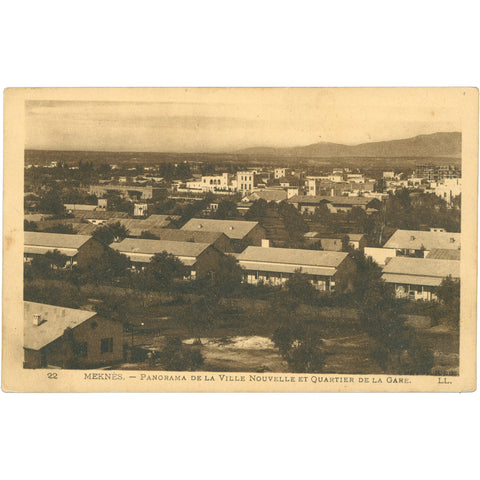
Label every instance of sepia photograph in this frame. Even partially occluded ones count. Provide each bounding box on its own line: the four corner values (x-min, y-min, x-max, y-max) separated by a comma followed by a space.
2, 87, 477, 392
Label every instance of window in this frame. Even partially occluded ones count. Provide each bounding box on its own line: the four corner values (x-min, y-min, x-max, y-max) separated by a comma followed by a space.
74, 341, 88, 358
101, 338, 113, 354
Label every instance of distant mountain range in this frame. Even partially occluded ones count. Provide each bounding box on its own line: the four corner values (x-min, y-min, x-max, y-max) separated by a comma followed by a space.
236, 132, 461, 158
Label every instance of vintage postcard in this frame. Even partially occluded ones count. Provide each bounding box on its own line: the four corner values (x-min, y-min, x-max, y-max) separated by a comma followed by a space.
2, 87, 477, 392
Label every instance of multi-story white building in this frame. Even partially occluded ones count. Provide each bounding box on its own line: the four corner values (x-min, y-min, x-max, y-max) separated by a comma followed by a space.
274, 168, 289, 179
200, 173, 231, 192
236, 171, 254, 192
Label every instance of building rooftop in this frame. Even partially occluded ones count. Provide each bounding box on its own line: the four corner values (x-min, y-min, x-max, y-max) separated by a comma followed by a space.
348, 233, 366, 241
236, 246, 348, 268
426, 249, 461, 261
383, 229, 461, 251
153, 229, 227, 244
111, 238, 211, 263
107, 215, 180, 236
382, 257, 460, 279
24, 301, 97, 351
71, 210, 129, 220
245, 190, 288, 203
289, 195, 376, 206
181, 219, 260, 240
25, 232, 92, 250
64, 204, 97, 211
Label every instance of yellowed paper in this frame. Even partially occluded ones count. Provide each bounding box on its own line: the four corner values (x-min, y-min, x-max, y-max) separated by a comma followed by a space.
2, 87, 477, 392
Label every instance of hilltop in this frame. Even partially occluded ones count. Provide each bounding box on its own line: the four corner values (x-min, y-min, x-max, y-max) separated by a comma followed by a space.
236, 132, 461, 158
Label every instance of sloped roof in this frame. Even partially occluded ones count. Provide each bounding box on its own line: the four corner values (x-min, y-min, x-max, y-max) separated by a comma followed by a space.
152, 229, 227, 244
426, 249, 461, 260
237, 262, 335, 276
181, 219, 260, 240
107, 216, 177, 235
236, 246, 348, 268
24, 232, 92, 249
382, 257, 460, 279
246, 189, 287, 202
348, 233, 366, 241
148, 214, 181, 222
73, 223, 97, 235
24, 214, 53, 222
71, 210, 128, 220
383, 229, 461, 251
111, 238, 210, 258
64, 204, 97, 211
24, 301, 97, 351
382, 273, 445, 287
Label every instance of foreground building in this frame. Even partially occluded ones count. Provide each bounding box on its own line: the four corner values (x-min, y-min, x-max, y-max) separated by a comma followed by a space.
236, 245, 356, 292
24, 232, 105, 268
111, 238, 224, 279
24, 301, 124, 369
381, 257, 460, 301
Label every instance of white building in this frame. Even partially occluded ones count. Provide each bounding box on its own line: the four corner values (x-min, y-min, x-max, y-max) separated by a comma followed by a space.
236, 171, 254, 192
274, 168, 290, 179
201, 173, 232, 192
432, 178, 461, 205
134, 203, 148, 217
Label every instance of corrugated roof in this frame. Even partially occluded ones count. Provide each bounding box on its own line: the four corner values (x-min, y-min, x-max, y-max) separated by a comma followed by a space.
24, 301, 97, 351
382, 257, 460, 278
181, 219, 260, 240
426, 249, 461, 260
236, 246, 348, 268
24, 232, 92, 249
383, 229, 461, 251
111, 238, 210, 258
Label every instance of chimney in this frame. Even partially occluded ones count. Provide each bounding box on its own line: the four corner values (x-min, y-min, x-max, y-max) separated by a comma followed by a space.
261, 239, 270, 248
33, 314, 41, 326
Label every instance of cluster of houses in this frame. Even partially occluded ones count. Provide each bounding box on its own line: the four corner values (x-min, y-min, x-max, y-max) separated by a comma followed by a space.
23, 221, 461, 369
23, 162, 462, 370
24, 215, 460, 301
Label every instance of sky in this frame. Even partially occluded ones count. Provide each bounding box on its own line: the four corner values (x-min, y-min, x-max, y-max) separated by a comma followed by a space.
25, 89, 462, 152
